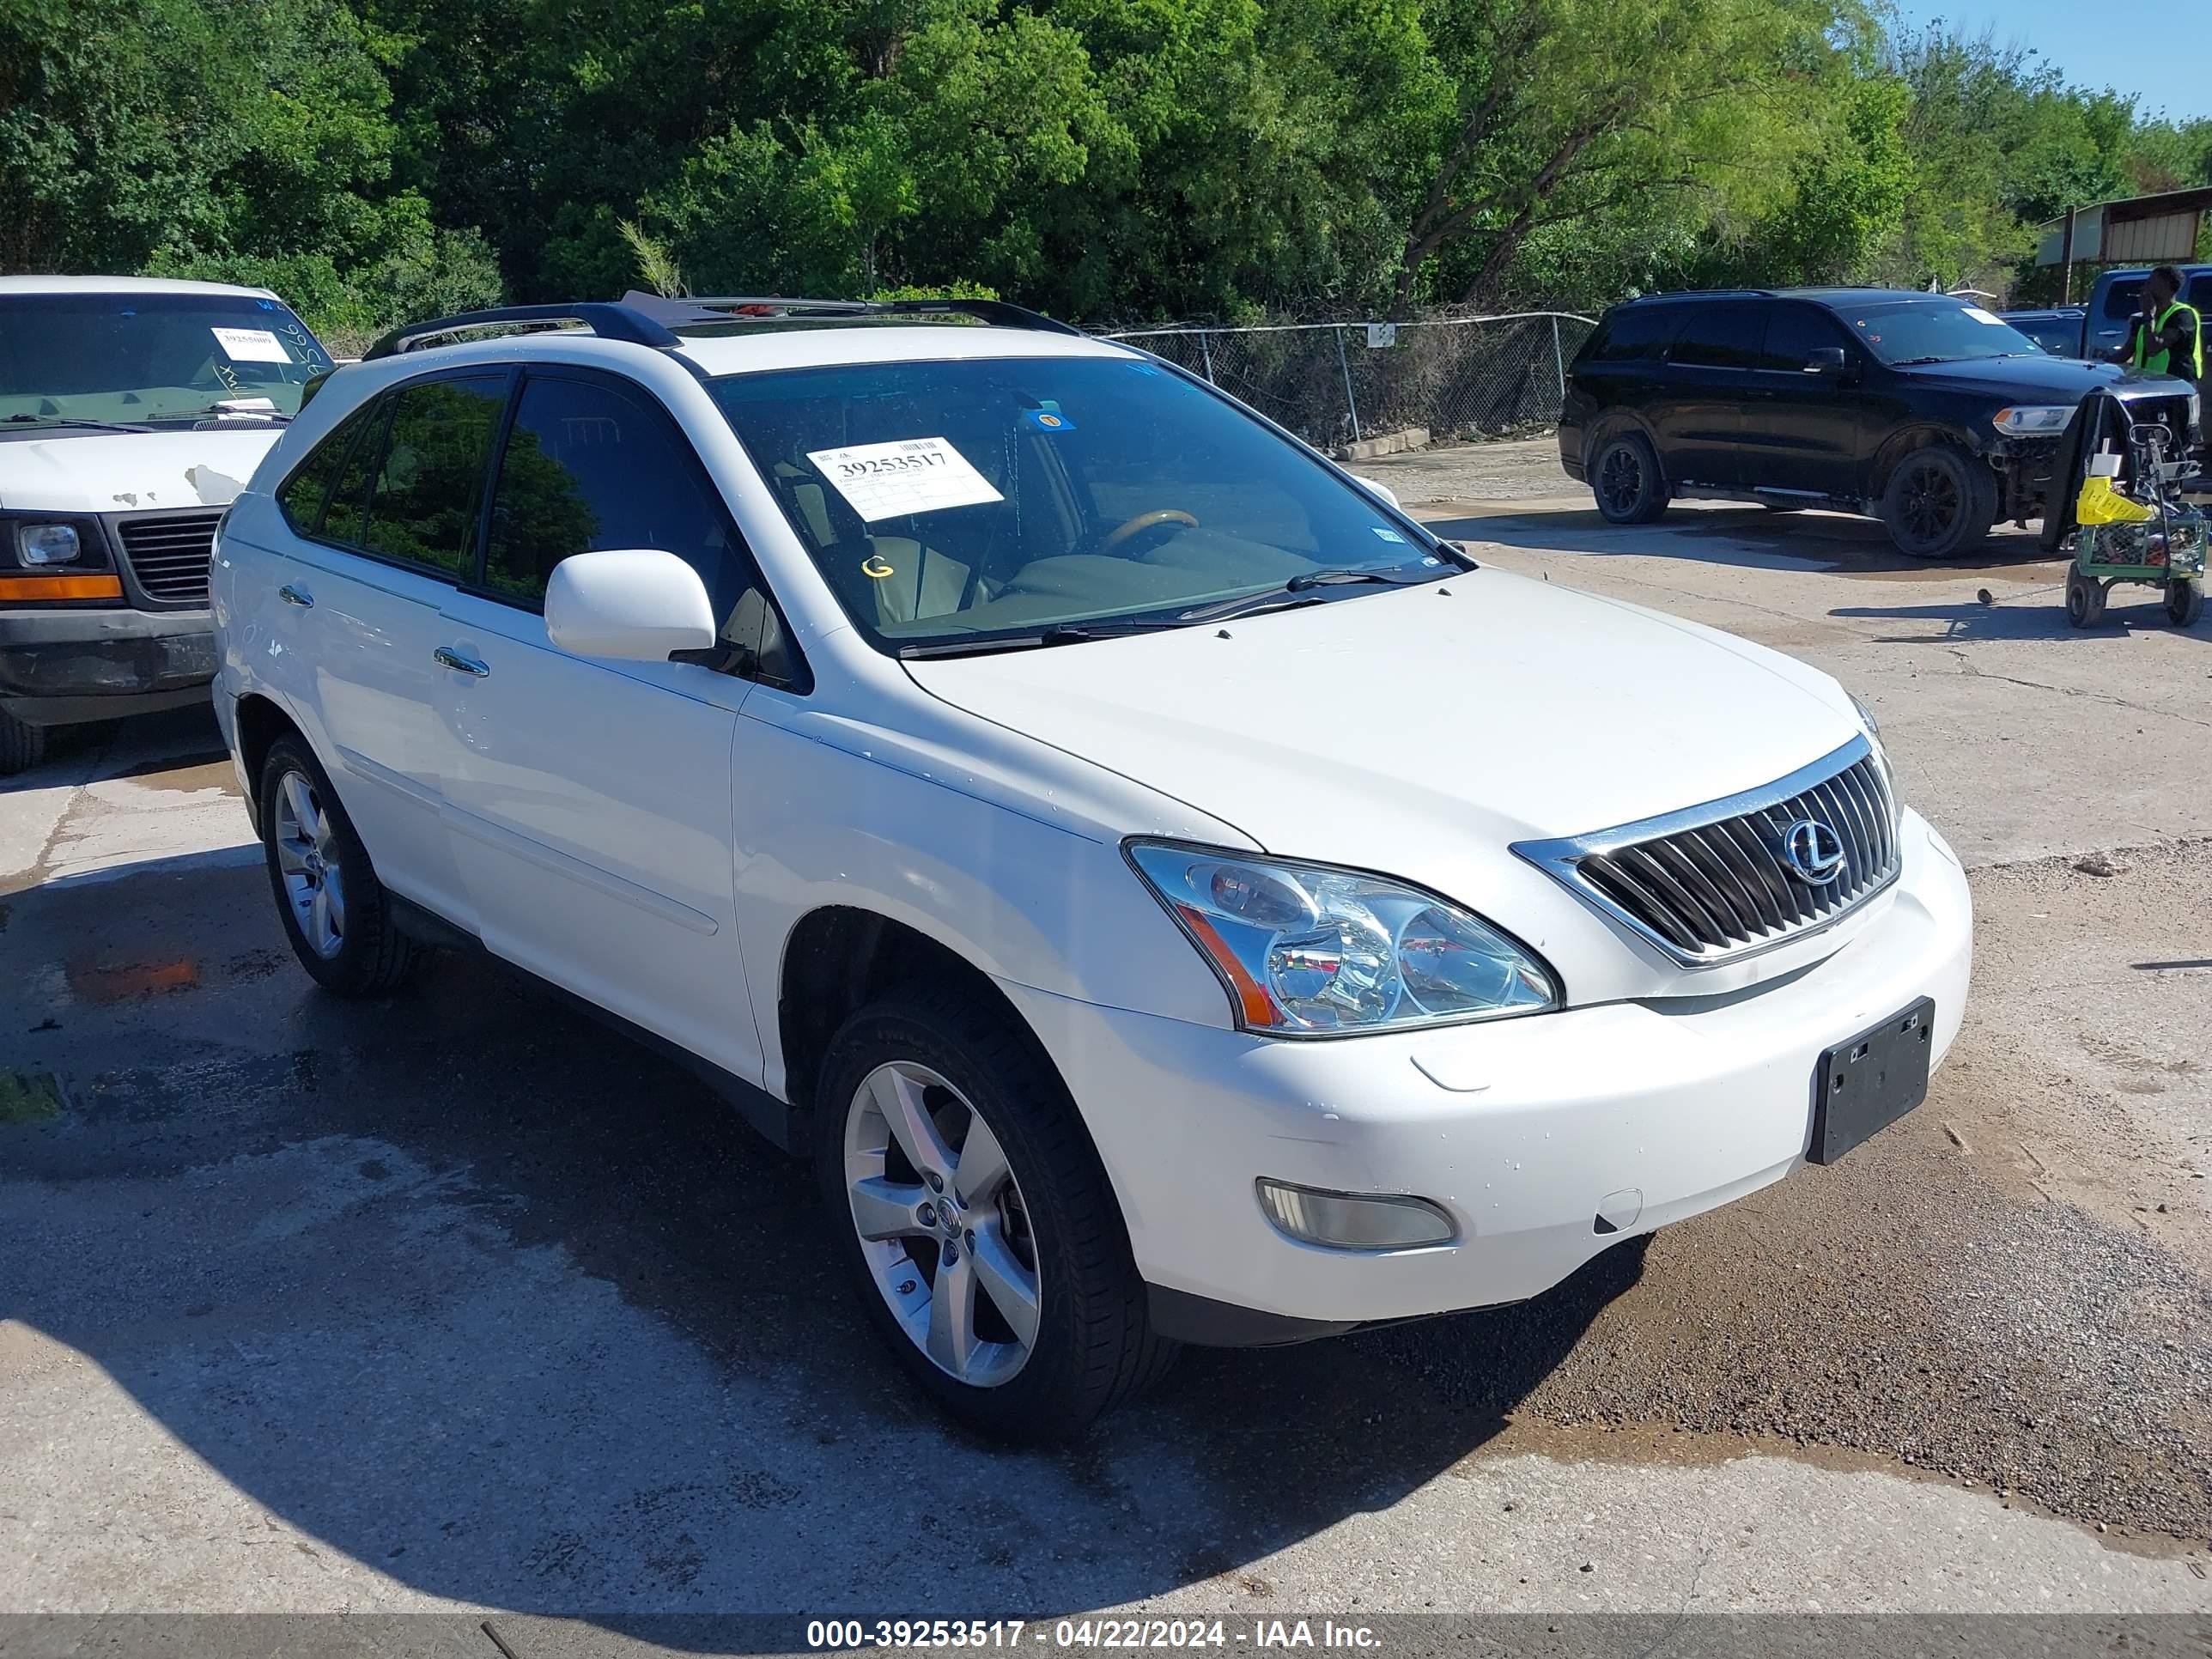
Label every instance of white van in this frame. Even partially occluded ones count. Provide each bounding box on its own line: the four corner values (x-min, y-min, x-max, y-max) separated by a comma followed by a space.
0, 276, 332, 772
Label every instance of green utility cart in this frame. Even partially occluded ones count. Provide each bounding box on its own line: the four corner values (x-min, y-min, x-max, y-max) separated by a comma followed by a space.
2064, 422, 2206, 629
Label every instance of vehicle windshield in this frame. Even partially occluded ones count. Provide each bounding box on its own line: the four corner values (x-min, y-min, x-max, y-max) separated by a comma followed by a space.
710, 355, 1445, 653
0, 291, 331, 428
1841, 301, 2041, 366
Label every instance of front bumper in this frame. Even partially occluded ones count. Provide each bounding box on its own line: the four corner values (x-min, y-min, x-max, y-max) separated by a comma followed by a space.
1005, 810, 1972, 1340
0, 607, 216, 726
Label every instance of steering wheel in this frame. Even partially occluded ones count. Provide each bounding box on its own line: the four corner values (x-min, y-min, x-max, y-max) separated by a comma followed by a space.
1097, 508, 1199, 555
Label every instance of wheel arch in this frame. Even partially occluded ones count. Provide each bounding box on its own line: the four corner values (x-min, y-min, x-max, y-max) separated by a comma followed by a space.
234, 691, 307, 836
1585, 411, 1671, 488
776, 905, 1075, 1153
1864, 422, 1995, 502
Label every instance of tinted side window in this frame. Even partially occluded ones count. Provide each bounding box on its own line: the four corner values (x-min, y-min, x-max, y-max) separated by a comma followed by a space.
1759, 304, 1850, 370
1589, 306, 1680, 363
276, 407, 372, 536
357, 375, 507, 577
2191, 275, 2212, 309
320, 396, 391, 548
1668, 303, 1765, 370
2103, 279, 2145, 321
486, 375, 738, 610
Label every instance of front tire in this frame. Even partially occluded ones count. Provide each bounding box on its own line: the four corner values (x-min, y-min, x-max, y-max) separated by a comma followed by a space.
815, 990, 1176, 1441
1881, 447, 1996, 559
1590, 433, 1669, 525
0, 708, 46, 777
258, 736, 422, 996
2066, 568, 2107, 628
2168, 577, 2204, 627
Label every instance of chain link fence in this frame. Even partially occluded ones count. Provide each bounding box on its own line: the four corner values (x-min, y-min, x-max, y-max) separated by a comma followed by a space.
1102, 312, 1595, 453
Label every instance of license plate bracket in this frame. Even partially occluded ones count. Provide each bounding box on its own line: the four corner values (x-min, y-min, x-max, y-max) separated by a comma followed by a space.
1808, 998, 1935, 1164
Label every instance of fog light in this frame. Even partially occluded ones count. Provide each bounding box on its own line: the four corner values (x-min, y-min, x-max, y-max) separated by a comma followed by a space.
1255, 1179, 1456, 1250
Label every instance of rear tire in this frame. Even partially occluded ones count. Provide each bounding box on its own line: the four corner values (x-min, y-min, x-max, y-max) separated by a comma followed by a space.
0, 708, 46, 777
1881, 447, 1996, 559
258, 736, 422, 997
1590, 433, 1669, 525
2169, 577, 2204, 627
815, 988, 1176, 1442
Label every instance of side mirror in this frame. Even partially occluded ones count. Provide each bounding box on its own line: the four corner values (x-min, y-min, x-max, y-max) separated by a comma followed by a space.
544, 549, 716, 662
1806, 347, 1849, 376
1353, 474, 1401, 510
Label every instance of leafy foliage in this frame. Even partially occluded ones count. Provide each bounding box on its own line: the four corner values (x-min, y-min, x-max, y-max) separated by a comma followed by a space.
2, 0, 2207, 337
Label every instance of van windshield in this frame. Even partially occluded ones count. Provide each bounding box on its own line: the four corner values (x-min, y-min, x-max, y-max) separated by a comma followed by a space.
711, 354, 1444, 654
1840, 300, 2041, 366
0, 291, 331, 428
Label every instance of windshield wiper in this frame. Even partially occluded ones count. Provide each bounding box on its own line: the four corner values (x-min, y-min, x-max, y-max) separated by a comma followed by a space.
896, 617, 1185, 659
162, 401, 290, 424
1888, 356, 1958, 367
3, 414, 152, 434
1177, 565, 1441, 626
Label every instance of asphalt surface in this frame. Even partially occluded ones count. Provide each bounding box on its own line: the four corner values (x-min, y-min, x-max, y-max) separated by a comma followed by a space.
3, 447, 2210, 1632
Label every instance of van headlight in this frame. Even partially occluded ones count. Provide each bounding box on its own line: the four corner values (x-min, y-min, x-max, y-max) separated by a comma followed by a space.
1991, 404, 2072, 437
15, 521, 82, 565
1126, 842, 1558, 1035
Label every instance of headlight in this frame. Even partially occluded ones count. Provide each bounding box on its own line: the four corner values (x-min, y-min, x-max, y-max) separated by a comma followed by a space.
1126, 842, 1558, 1035
1991, 404, 2072, 437
16, 522, 82, 564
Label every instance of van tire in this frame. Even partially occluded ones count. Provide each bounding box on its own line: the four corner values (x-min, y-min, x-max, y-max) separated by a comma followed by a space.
0, 708, 46, 777
1591, 433, 1669, 525
1881, 447, 1996, 559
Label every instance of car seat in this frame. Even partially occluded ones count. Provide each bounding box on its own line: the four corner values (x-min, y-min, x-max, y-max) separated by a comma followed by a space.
771, 460, 974, 629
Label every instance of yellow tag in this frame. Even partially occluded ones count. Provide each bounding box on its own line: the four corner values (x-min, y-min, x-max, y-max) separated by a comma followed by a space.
860, 554, 896, 580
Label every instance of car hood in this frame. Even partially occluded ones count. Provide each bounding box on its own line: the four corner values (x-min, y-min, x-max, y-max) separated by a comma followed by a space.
1897, 354, 2193, 403
0, 427, 285, 513
903, 568, 1863, 869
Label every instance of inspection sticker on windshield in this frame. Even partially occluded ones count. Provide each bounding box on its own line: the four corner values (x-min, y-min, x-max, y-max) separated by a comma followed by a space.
806, 437, 1005, 522
1962, 306, 2007, 325
210, 326, 291, 363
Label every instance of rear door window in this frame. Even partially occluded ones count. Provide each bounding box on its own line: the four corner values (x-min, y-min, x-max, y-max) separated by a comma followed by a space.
276, 407, 374, 536
1667, 303, 1765, 370
356, 375, 508, 578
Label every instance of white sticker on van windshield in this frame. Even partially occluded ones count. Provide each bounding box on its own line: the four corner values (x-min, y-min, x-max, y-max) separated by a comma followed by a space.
1962, 307, 2007, 325
211, 326, 292, 362
806, 437, 1005, 522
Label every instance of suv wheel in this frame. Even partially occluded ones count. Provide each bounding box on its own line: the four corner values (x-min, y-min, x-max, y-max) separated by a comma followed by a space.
258, 737, 422, 996
1881, 447, 1996, 559
816, 990, 1176, 1441
1591, 433, 1668, 524
0, 708, 46, 777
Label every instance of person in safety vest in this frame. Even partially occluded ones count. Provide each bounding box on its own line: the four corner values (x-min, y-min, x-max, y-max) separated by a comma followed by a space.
2103, 264, 2202, 383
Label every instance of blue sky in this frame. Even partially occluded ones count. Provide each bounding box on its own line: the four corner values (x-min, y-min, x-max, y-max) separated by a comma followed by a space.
1888, 0, 2212, 120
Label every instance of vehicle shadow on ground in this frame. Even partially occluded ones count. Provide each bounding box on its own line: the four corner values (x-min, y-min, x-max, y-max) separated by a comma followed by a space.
1829, 592, 2207, 643
1425, 504, 2061, 580
0, 853, 1646, 1640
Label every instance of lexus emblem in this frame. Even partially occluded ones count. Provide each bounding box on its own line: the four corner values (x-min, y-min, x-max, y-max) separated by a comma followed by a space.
1780, 818, 1846, 885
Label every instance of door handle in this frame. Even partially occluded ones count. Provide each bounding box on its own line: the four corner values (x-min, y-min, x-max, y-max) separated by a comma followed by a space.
434, 647, 489, 678
277, 584, 313, 608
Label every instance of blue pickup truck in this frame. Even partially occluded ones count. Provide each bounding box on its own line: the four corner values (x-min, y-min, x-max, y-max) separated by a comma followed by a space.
2004, 264, 2212, 360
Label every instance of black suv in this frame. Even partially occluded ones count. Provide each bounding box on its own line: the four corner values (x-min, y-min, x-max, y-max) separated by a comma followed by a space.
1559, 289, 2202, 558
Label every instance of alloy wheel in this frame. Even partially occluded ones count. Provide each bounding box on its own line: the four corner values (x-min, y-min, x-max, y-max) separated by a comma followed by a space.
273, 768, 347, 959
1897, 459, 1960, 546
843, 1060, 1042, 1388
1599, 445, 1643, 514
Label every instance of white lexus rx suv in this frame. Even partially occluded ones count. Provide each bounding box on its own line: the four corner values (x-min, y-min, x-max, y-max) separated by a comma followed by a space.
211, 294, 1973, 1439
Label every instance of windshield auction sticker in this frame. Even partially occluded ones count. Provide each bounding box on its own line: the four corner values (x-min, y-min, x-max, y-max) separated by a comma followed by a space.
806, 437, 1005, 522
210, 326, 294, 363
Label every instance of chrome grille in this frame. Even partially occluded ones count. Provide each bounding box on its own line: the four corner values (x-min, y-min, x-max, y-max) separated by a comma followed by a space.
1513, 737, 1900, 966
117, 510, 223, 605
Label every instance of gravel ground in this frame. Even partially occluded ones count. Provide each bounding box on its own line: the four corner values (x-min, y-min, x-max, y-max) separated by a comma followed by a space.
1363, 435, 1577, 504
1357, 844, 2212, 1545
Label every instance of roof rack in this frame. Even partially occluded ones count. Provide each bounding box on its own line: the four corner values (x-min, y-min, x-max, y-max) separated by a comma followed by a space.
361, 303, 683, 362
617, 290, 1087, 337
361, 290, 1086, 364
